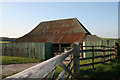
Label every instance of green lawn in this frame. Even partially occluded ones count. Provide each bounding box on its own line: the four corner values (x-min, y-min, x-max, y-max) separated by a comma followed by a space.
53, 55, 120, 79
1, 56, 42, 65
1, 56, 43, 79
80, 56, 120, 78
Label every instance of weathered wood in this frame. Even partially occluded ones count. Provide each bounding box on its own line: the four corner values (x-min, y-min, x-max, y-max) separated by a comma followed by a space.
56, 59, 73, 80
45, 66, 56, 79
4, 47, 7, 56
80, 44, 83, 58
80, 54, 115, 61
101, 46, 105, 63
115, 45, 117, 57
56, 70, 65, 80
105, 54, 115, 57
105, 59, 112, 62
111, 47, 115, 59
5, 49, 73, 79
29, 47, 31, 58
59, 44, 62, 54
80, 49, 115, 52
59, 62, 74, 78
32, 48, 35, 59
66, 65, 74, 80
110, 47, 112, 60
80, 61, 103, 67
72, 42, 80, 79
91, 47, 94, 69
80, 55, 103, 60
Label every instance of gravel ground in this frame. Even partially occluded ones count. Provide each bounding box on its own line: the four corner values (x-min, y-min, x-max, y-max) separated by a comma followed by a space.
1, 55, 71, 77
2, 62, 40, 76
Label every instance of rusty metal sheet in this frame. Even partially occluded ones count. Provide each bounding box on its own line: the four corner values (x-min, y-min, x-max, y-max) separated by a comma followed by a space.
14, 18, 89, 43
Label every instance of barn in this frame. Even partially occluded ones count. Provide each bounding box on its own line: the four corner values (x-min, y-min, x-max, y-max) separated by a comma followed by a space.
14, 18, 89, 48
14, 18, 102, 57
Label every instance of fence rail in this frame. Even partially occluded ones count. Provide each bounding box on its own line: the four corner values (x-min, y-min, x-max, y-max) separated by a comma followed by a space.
4, 42, 118, 80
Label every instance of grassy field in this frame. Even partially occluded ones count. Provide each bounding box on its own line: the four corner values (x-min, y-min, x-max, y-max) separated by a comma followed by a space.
1, 56, 42, 65
53, 55, 120, 79
80, 56, 120, 78
1, 56, 43, 79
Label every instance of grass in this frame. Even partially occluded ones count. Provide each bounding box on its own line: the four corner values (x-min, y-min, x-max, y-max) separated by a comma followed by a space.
1, 56, 43, 79
1, 71, 21, 79
53, 66, 64, 79
52, 55, 120, 79
1, 56, 42, 65
80, 56, 120, 79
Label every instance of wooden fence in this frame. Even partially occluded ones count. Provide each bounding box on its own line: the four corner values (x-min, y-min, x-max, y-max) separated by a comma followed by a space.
4, 42, 118, 80
83, 40, 116, 58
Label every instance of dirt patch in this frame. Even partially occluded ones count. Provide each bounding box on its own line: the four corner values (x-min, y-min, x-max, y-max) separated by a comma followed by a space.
1, 55, 71, 78
2, 62, 40, 76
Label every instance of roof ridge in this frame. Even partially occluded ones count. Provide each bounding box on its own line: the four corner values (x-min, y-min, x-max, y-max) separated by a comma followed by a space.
75, 19, 91, 35
41, 18, 77, 23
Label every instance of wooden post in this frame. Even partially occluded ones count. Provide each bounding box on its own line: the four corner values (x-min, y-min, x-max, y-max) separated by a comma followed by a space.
115, 43, 118, 57
5, 47, 7, 56
101, 46, 105, 63
116, 43, 120, 57
29, 47, 31, 58
72, 42, 80, 79
92, 46, 94, 69
27, 47, 29, 57
111, 47, 114, 59
33, 48, 35, 59
59, 44, 61, 54
110, 47, 112, 60
80, 44, 83, 58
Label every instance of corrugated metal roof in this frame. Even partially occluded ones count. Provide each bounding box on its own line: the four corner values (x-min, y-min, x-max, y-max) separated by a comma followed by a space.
14, 32, 86, 43
84, 35, 103, 41
14, 18, 89, 43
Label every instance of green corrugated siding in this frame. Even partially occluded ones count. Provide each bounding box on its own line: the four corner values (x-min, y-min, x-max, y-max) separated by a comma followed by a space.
45, 43, 53, 60
2, 42, 53, 60
83, 40, 115, 58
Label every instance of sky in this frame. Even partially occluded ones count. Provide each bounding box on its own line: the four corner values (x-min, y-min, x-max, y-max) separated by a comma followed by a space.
0, 2, 118, 38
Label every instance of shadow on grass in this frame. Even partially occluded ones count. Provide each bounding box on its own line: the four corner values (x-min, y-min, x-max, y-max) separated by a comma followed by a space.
80, 57, 120, 79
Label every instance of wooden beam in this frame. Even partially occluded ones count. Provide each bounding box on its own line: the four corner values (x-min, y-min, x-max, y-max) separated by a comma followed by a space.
5, 49, 73, 79
59, 44, 61, 54
101, 46, 105, 64
91, 46, 94, 69
72, 42, 80, 79
56, 70, 65, 80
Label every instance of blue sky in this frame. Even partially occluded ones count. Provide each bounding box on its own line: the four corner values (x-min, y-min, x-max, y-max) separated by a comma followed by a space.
1, 2, 118, 38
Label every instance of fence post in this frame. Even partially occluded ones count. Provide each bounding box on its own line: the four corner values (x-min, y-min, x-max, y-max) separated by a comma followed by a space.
110, 47, 112, 60
101, 46, 105, 63
5, 47, 7, 56
115, 43, 118, 57
59, 44, 61, 54
33, 48, 36, 59
80, 44, 83, 58
72, 42, 80, 79
92, 46, 94, 69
